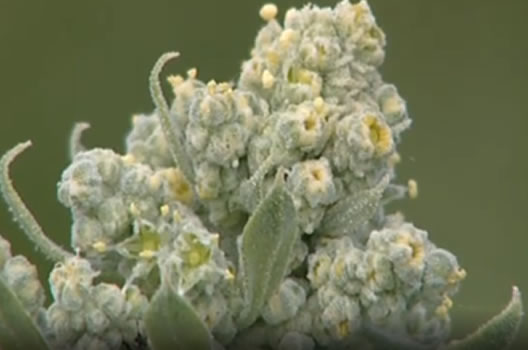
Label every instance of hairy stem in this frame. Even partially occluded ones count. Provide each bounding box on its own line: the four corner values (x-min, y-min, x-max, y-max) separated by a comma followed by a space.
0, 141, 72, 262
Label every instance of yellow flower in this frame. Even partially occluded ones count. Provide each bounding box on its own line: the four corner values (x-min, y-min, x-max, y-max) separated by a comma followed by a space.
363, 115, 393, 156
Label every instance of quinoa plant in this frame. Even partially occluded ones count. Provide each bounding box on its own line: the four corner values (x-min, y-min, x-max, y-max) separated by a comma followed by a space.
0, 1, 523, 349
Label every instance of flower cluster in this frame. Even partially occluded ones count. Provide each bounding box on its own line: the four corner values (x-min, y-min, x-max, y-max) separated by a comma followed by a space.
0, 1, 522, 350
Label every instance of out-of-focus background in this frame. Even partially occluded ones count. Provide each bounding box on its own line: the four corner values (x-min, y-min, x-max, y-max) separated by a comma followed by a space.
1, 0, 526, 343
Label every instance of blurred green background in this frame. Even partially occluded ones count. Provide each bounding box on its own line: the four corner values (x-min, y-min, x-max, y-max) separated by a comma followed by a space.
1, 0, 526, 343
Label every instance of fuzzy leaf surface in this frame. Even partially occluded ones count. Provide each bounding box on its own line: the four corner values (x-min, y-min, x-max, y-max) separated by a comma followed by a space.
238, 172, 298, 329
447, 286, 524, 350
0, 275, 50, 350
144, 281, 212, 350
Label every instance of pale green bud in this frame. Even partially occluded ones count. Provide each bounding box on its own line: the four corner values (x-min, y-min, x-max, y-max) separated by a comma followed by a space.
320, 294, 361, 340
96, 196, 130, 240
288, 158, 337, 208
92, 283, 127, 320
1, 255, 45, 318
58, 157, 104, 210
71, 215, 104, 251
376, 84, 408, 127
119, 164, 153, 197
84, 308, 110, 335
261, 278, 307, 325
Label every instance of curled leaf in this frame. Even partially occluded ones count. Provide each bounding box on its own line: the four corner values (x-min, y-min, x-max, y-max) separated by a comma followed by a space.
149, 52, 195, 185
237, 169, 299, 329
0, 141, 72, 262
447, 286, 524, 350
144, 279, 212, 350
0, 275, 50, 350
68, 121, 90, 160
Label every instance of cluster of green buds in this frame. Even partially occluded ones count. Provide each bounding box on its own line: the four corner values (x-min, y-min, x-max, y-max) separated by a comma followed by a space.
0, 1, 523, 350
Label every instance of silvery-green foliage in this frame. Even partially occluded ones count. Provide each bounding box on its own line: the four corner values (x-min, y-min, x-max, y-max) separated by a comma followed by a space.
0, 1, 524, 350
0, 258, 50, 350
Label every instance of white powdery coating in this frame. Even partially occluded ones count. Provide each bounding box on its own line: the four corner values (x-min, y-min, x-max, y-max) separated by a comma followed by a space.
24, 1, 465, 349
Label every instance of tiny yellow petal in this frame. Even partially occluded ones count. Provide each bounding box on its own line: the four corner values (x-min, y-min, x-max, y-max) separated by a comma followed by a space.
259, 3, 278, 21
388, 152, 401, 166
148, 173, 162, 191
92, 241, 107, 253
187, 67, 198, 79
129, 202, 140, 217
131, 114, 141, 125
121, 153, 136, 165
314, 97, 325, 113
225, 268, 235, 281
337, 320, 349, 338
448, 268, 467, 284
160, 204, 170, 217
167, 74, 184, 88
408, 179, 418, 199
261, 69, 275, 89
207, 80, 217, 94
279, 29, 296, 48
139, 250, 156, 259
217, 82, 231, 93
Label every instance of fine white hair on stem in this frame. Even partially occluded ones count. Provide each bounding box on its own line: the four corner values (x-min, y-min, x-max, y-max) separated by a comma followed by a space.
68, 122, 91, 161
0, 141, 72, 262
149, 52, 195, 186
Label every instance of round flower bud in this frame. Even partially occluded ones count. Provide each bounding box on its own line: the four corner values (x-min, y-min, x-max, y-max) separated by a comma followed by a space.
96, 196, 130, 240
288, 158, 337, 208
58, 157, 105, 210
71, 215, 105, 251
423, 248, 466, 301
376, 84, 408, 127
262, 278, 307, 325
92, 283, 127, 320
320, 294, 361, 340
119, 164, 153, 197
1, 255, 45, 318
49, 256, 98, 306
84, 308, 110, 335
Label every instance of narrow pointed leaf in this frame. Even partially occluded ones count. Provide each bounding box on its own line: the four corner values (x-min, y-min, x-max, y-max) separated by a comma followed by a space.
0, 276, 50, 350
0, 141, 72, 262
68, 122, 90, 160
238, 170, 298, 329
447, 286, 524, 350
319, 175, 389, 237
149, 52, 195, 184
144, 281, 212, 350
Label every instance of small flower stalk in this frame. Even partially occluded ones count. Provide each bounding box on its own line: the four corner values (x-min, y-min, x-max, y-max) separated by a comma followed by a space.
0, 1, 523, 350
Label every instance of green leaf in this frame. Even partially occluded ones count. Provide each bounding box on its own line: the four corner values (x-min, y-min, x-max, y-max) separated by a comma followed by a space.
318, 175, 389, 237
0, 275, 50, 350
447, 286, 524, 350
0, 141, 72, 262
237, 169, 299, 329
144, 279, 213, 350
149, 52, 195, 185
